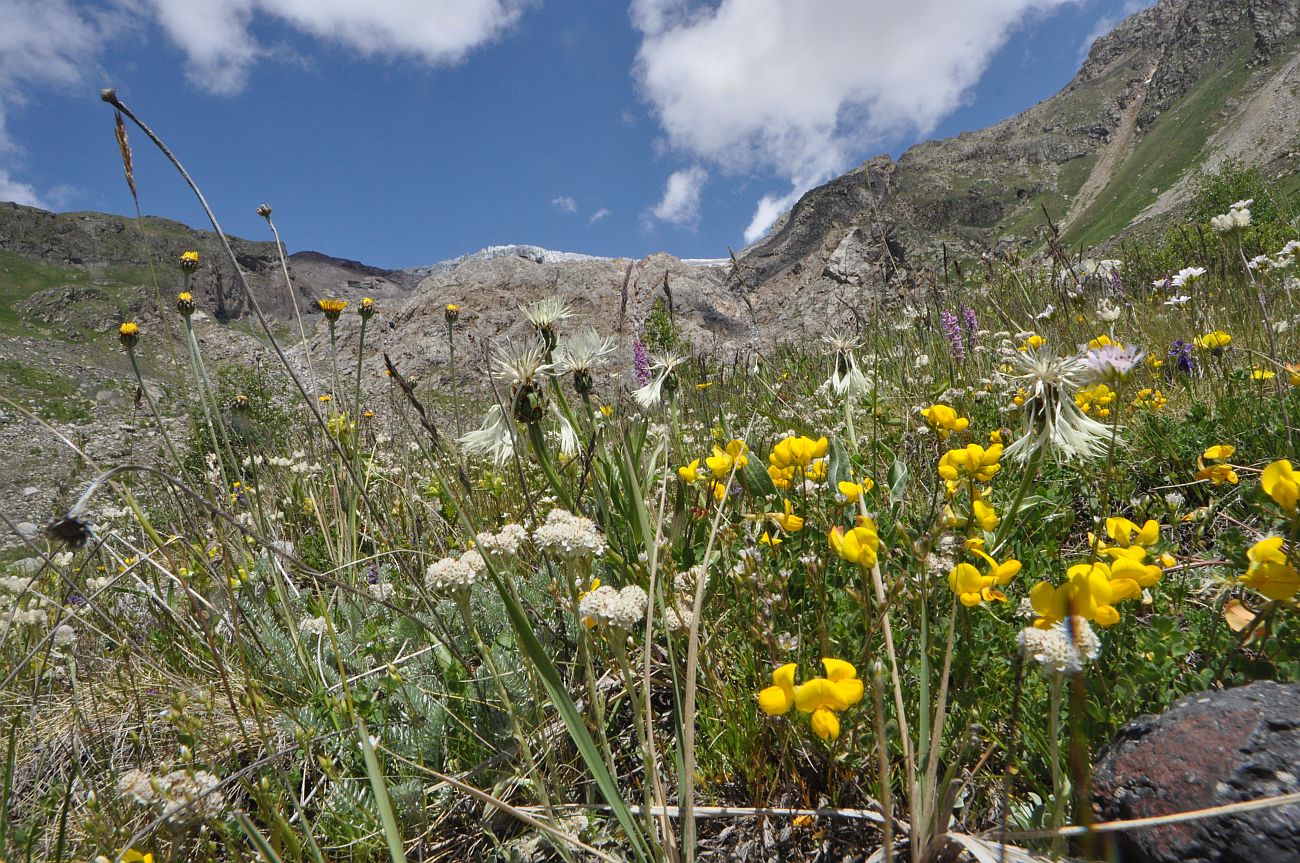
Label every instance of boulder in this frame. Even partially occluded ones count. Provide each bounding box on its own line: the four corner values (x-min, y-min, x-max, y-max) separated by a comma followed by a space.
1092, 680, 1300, 863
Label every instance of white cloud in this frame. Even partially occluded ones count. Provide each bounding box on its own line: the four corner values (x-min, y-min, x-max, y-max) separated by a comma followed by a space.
551, 195, 578, 213
588, 207, 611, 224
142, 0, 529, 94
647, 165, 707, 229
0, 0, 111, 205
631, 0, 1080, 242
0, 167, 46, 208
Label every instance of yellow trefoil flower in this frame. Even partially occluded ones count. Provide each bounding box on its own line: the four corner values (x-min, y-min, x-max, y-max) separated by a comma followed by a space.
947, 538, 1020, 607
938, 443, 1003, 484
1075, 383, 1117, 418
1133, 388, 1167, 411
793, 658, 865, 741
921, 403, 970, 438
1239, 536, 1300, 601
972, 497, 998, 531
837, 477, 874, 503
706, 439, 749, 475
759, 531, 782, 547
1251, 367, 1276, 381
1019, 334, 1046, 351
678, 458, 702, 483
123, 850, 155, 863
1104, 517, 1160, 550
769, 435, 829, 470
1194, 330, 1231, 351
1196, 445, 1239, 485
828, 516, 880, 569
1088, 334, 1121, 350
758, 663, 797, 715
767, 498, 804, 533
1262, 459, 1299, 512
1030, 561, 1141, 628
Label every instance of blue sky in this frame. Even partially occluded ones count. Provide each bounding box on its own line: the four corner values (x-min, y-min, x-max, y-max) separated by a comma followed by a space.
1, 0, 1149, 269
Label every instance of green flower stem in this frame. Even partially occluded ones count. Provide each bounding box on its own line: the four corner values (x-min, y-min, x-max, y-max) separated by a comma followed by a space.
993, 441, 1045, 555
526, 420, 574, 511
1048, 673, 1067, 856
125, 345, 183, 469
610, 637, 666, 857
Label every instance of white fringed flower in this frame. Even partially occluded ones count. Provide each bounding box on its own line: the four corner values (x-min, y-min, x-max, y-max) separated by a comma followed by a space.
1003, 348, 1112, 463
459, 405, 516, 464
822, 333, 871, 397
555, 327, 615, 375
633, 351, 688, 409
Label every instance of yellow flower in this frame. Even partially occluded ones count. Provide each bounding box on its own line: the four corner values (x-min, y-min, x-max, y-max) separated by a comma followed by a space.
599, 404, 613, 418
937, 443, 1002, 484
1011, 387, 1028, 408
706, 439, 749, 475
947, 539, 1020, 606
123, 850, 154, 863
1019, 334, 1046, 351
696, 382, 712, 391
759, 531, 782, 547
1239, 536, 1300, 601
1262, 459, 1300, 512
803, 459, 827, 482
794, 658, 864, 741
359, 296, 376, 319
445, 303, 460, 324
828, 517, 880, 568
1075, 383, 1116, 418
1133, 388, 1167, 411
179, 250, 200, 265
1194, 330, 1231, 351
1286, 363, 1300, 387
678, 458, 701, 483
758, 663, 797, 715
578, 577, 602, 628
921, 403, 970, 438
1105, 517, 1160, 549
989, 429, 1002, 445
118, 321, 140, 347
837, 477, 874, 503
768, 498, 804, 533
711, 480, 729, 504
972, 497, 998, 531
1195, 445, 1239, 485
1088, 334, 1121, 350
318, 298, 348, 321
769, 463, 794, 490
1030, 561, 1140, 628
769, 435, 829, 470
1252, 367, 1276, 381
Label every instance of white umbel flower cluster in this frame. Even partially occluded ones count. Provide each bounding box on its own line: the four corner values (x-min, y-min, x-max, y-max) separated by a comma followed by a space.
578, 584, 648, 631
476, 523, 529, 556
533, 508, 606, 559
1018, 618, 1101, 677
425, 551, 481, 594
117, 768, 225, 825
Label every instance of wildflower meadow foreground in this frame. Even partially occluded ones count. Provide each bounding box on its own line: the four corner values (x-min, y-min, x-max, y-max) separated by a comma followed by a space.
4, 102, 1300, 863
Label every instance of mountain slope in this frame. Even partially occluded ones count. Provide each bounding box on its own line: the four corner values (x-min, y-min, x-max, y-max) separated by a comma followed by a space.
737, 0, 1300, 312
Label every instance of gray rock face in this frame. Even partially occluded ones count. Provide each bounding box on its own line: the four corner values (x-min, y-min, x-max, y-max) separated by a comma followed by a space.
1092, 681, 1300, 863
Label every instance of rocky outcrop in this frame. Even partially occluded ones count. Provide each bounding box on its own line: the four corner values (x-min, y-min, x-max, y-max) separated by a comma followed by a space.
1092, 681, 1300, 863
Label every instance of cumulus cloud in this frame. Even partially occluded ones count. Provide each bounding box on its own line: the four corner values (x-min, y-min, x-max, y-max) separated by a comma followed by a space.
0, 168, 46, 208
551, 195, 578, 213
631, 0, 1079, 242
589, 207, 611, 224
142, 0, 529, 94
647, 165, 707, 229
0, 0, 114, 206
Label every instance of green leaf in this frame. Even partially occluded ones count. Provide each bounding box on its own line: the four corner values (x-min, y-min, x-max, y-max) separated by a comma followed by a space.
888, 457, 909, 505
357, 720, 410, 863
827, 436, 851, 487
743, 457, 777, 498
235, 812, 287, 863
